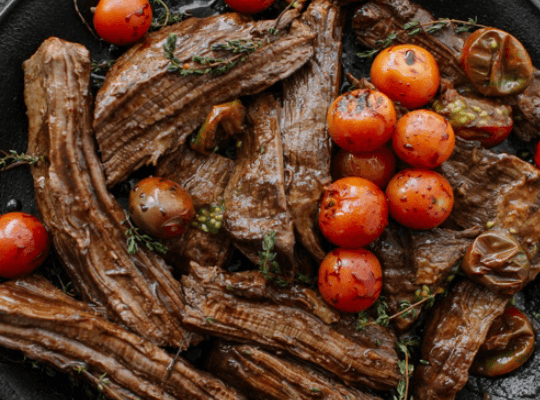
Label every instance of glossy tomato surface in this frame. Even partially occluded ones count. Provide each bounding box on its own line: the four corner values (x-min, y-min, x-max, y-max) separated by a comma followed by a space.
223, 0, 276, 14
0, 212, 50, 279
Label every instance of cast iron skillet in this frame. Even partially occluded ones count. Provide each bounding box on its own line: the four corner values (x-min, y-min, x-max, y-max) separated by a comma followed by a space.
0, 1, 539, 399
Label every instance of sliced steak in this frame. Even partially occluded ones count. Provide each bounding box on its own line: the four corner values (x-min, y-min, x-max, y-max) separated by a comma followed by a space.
281, 0, 344, 262
371, 221, 480, 331
156, 146, 234, 269
0, 275, 245, 400
24, 37, 193, 348
208, 342, 384, 400
182, 263, 402, 391
224, 93, 295, 269
93, 13, 316, 187
413, 279, 509, 400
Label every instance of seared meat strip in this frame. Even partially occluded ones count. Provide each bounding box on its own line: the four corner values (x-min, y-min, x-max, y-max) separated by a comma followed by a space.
0, 276, 245, 400
182, 263, 402, 391
156, 146, 234, 270
413, 279, 509, 400
208, 342, 383, 400
281, 0, 344, 262
93, 13, 316, 187
24, 37, 193, 348
371, 221, 481, 331
224, 93, 295, 268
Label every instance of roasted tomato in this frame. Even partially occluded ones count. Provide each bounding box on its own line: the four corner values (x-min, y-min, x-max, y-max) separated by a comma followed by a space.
386, 169, 454, 230
318, 248, 383, 313
327, 89, 397, 153
471, 307, 535, 377
318, 177, 388, 249
129, 177, 195, 239
332, 146, 396, 189
224, 0, 276, 14
535, 141, 540, 168
370, 44, 440, 109
461, 27, 534, 96
93, 0, 152, 46
0, 212, 50, 279
392, 109, 455, 169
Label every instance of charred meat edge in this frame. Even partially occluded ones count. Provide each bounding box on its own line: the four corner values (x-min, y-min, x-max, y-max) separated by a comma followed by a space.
24, 37, 194, 348
0, 275, 245, 400
93, 13, 316, 187
182, 263, 402, 391
208, 341, 384, 400
281, 0, 344, 262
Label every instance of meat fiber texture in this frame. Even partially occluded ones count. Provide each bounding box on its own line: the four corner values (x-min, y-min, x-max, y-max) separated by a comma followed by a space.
24, 37, 194, 349
93, 12, 316, 187
0, 276, 245, 400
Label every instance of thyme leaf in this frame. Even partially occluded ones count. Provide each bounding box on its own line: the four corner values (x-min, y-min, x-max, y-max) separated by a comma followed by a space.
122, 212, 168, 255
0, 150, 44, 173
259, 230, 288, 286
151, 0, 187, 30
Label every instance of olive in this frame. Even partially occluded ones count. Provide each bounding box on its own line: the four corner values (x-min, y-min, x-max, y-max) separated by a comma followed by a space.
128, 177, 195, 239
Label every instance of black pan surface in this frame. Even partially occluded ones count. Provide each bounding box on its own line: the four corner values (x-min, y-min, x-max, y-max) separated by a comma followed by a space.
0, 1, 539, 399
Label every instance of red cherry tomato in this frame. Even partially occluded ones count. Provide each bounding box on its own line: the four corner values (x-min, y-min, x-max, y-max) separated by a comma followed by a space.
535, 141, 540, 168
327, 89, 397, 153
93, 0, 152, 46
0, 212, 50, 279
371, 44, 440, 109
224, 0, 276, 14
318, 248, 383, 313
332, 146, 396, 189
386, 169, 454, 230
318, 177, 388, 249
393, 109, 455, 169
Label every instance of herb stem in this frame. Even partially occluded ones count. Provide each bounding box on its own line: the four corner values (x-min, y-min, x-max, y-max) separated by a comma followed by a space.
152, 0, 171, 27
386, 295, 435, 323
404, 350, 410, 400
72, 0, 98, 39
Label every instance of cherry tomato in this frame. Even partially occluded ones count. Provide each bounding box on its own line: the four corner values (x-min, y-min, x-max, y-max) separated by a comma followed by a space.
461, 28, 534, 96
371, 44, 440, 109
535, 141, 540, 168
386, 169, 454, 230
318, 248, 383, 313
129, 177, 195, 239
327, 89, 397, 153
93, 0, 152, 46
332, 146, 396, 189
0, 212, 50, 279
318, 177, 388, 249
471, 307, 535, 377
393, 110, 455, 169
224, 0, 276, 14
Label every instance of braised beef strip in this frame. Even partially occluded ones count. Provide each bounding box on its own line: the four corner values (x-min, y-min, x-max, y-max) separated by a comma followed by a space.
0, 275, 245, 400
24, 37, 193, 348
223, 93, 295, 269
182, 263, 402, 391
93, 13, 316, 187
280, 0, 344, 262
208, 341, 384, 400
413, 279, 509, 400
156, 146, 234, 270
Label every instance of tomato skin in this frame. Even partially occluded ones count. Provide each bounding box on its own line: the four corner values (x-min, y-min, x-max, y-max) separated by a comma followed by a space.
129, 177, 195, 239
327, 89, 397, 153
393, 110, 455, 169
332, 146, 396, 189
371, 44, 440, 109
93, 0, 152, 46
224, 0, 276, 14
386, 169, 454, 230
318, 248, 382, 313
535, 141, 540, 168
318, 177, 388, 249
0, 212, 50, 279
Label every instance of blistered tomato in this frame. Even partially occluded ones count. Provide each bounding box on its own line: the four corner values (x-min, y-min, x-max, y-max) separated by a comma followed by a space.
224, 0, 276, 14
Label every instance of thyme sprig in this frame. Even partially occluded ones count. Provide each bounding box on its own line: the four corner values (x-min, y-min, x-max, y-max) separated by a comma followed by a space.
121, 212, 168, 255
151, 0, 187, 30
0, 150, 44, 173
357, 17, 486, 59
259, 230, 288, 287
395, 338, 418, 400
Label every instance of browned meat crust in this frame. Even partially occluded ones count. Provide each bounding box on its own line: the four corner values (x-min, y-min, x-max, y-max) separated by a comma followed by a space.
24, 37, 194, 348
0, 275, 245, 400
413, 280, 509, 400
182, 263, 402, 391
224, 93, 295, 269
280, 0, 344, 262
93, 13, 316, 187
208, 341, 384, 400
